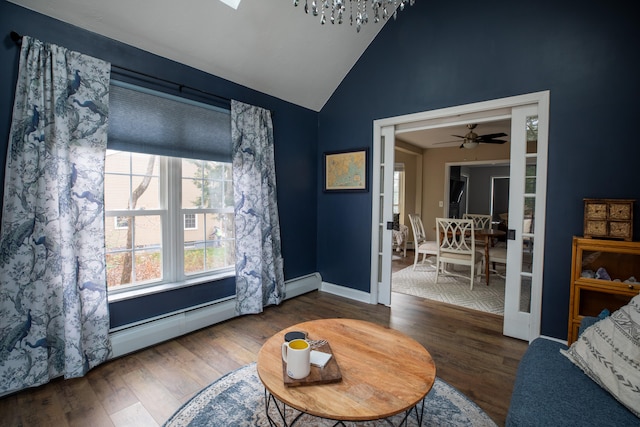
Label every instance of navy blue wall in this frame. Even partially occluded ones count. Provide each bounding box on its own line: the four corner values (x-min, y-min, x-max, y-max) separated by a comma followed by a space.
318, 0, 640, 339
0, 2, 318, 328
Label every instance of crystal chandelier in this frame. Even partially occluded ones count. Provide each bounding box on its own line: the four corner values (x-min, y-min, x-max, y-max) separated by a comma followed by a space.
293, 0, 415, 32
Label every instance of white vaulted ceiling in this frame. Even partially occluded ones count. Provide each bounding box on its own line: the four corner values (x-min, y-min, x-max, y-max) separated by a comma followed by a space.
9, 0, 400, 112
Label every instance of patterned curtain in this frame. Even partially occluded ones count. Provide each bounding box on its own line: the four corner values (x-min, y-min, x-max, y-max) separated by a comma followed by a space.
231, 100, 285, 315
0, 37, 111, 395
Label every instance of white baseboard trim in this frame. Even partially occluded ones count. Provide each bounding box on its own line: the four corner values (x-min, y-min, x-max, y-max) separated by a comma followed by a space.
285, 273, 322, 299
109, 273, 322, 358
320, 281, 372, 304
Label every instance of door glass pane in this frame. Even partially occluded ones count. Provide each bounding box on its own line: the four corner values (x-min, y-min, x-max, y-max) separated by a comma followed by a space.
522, 236, 534, 273
526, 116, 538, 154
520, 276, 532, 313
525, 164, 536, 194
524, 186, 535, 240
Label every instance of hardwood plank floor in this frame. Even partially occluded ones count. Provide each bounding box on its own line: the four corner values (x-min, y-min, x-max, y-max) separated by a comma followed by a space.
0, 286, 528, 427
393, 248, 427, 273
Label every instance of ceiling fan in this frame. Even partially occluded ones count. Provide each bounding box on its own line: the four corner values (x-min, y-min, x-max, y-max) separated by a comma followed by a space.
453, 123, 508, 149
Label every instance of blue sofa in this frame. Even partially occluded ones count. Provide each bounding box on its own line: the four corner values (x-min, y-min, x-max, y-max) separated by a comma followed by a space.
506, 319, 639, 426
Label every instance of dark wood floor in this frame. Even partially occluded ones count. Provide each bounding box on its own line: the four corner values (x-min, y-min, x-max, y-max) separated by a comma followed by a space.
393, 248, 419, 272
0, 267, 528, 426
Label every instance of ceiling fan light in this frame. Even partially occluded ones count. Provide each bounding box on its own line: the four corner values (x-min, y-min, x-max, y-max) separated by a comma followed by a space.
463, 141, 479, 149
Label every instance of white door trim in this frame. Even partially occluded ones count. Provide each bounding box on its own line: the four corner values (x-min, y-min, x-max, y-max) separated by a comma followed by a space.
371, 91, 549, 342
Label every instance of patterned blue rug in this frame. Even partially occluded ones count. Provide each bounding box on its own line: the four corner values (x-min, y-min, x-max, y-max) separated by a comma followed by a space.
164, 363, 497, 426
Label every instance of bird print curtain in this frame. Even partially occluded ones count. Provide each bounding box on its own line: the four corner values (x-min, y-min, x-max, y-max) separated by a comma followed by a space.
0, 36, 111, 395
231, 100, 285, 314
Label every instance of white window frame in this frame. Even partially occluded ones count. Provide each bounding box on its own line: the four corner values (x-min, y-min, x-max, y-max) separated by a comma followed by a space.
183, 213, 198, 230
114, 216, 129, 230
106, 153, 235, 302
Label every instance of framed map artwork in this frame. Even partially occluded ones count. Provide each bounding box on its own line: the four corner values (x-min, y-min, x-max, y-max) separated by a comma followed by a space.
324, 148, 368, 192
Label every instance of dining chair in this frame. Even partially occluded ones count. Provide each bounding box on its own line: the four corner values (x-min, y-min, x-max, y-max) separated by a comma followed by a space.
408, 214, 438, 270
463, 213, 497, 254
435, 217, 485, 290
392, 223, 409, 257
488, 246, 507, 279
462, 213, 493, 230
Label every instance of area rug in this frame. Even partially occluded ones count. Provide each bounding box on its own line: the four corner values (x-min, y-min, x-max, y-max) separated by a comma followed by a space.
392, 264, 507, 315
164, 363, 496, 427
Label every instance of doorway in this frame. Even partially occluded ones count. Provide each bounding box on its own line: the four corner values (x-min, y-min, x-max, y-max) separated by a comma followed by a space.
491, 176, 510, 220
371, 91, 549, 342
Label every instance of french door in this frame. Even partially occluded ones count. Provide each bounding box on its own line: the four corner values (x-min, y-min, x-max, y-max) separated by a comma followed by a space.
503, 104, 547, 340
371, 91, 549, 341
371, 125, 396, 305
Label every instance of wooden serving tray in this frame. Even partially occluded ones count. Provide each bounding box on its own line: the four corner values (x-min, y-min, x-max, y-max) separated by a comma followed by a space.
283, 341, 342, 387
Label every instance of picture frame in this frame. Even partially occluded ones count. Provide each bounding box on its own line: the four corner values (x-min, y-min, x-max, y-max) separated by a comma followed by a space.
324, 148, 368, 192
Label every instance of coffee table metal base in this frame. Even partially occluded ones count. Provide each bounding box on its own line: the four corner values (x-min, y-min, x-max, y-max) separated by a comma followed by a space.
264, 388, 426, 427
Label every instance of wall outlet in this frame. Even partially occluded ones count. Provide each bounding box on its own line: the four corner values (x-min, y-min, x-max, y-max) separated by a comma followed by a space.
438, 201, 443, 207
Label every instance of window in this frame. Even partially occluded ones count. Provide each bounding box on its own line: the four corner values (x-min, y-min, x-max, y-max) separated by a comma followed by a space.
184, 213, 197, 230
393, 164, 405, 216
181, 158, 234, 276
114, 216, 129, 229
104, 151, 235, 292
106, 80, 234, 295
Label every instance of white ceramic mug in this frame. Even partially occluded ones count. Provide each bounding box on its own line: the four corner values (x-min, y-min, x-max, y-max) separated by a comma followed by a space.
281, 338, 310, 379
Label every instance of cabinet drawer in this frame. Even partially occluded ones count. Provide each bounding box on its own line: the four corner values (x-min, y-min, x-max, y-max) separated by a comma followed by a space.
610, 221, 632, 238
585, 202, 607, 219
585, 220, 607, 236
609, 203, 632, 220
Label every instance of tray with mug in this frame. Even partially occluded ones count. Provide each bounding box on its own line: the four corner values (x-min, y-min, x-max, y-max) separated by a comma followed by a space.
281, 336, 342, 387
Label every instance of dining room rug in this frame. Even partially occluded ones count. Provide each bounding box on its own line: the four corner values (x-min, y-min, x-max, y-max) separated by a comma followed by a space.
163, 363, 496, 427
392, 263, 508, 315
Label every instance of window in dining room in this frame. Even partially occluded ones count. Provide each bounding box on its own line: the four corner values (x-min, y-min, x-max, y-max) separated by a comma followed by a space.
393, 164, 405, 219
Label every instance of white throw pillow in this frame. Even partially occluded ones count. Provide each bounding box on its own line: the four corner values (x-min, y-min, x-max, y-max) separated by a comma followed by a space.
562, 294, 640, 418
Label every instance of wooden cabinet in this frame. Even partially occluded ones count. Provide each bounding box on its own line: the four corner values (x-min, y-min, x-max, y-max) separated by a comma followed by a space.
567, 236, 640, 344
583, 198, 634, 241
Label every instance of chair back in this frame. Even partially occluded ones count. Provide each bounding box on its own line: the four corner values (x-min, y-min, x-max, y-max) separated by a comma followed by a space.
462, 213, 492, 230
408, 214, 427, 245
436, 217, 476, 255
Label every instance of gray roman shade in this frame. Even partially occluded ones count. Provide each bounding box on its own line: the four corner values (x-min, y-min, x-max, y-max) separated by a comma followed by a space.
108, 81, 231, 161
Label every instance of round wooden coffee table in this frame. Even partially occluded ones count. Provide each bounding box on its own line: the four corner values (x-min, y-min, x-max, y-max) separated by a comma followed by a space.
257, 318, 436, 425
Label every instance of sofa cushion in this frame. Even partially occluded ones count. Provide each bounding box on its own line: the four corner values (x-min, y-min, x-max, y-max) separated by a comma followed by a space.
562, 294, 640, 418
506, 338, 638, 426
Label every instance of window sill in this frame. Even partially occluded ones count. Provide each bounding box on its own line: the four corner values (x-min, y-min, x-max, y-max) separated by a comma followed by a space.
107, 268, 235, 303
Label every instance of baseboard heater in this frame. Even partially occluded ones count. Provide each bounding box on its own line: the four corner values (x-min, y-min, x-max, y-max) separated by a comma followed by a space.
109, 272, 321, 359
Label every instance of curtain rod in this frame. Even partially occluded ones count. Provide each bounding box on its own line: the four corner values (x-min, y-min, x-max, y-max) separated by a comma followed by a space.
9, 30, 232, 106
110, 64, 232, 105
